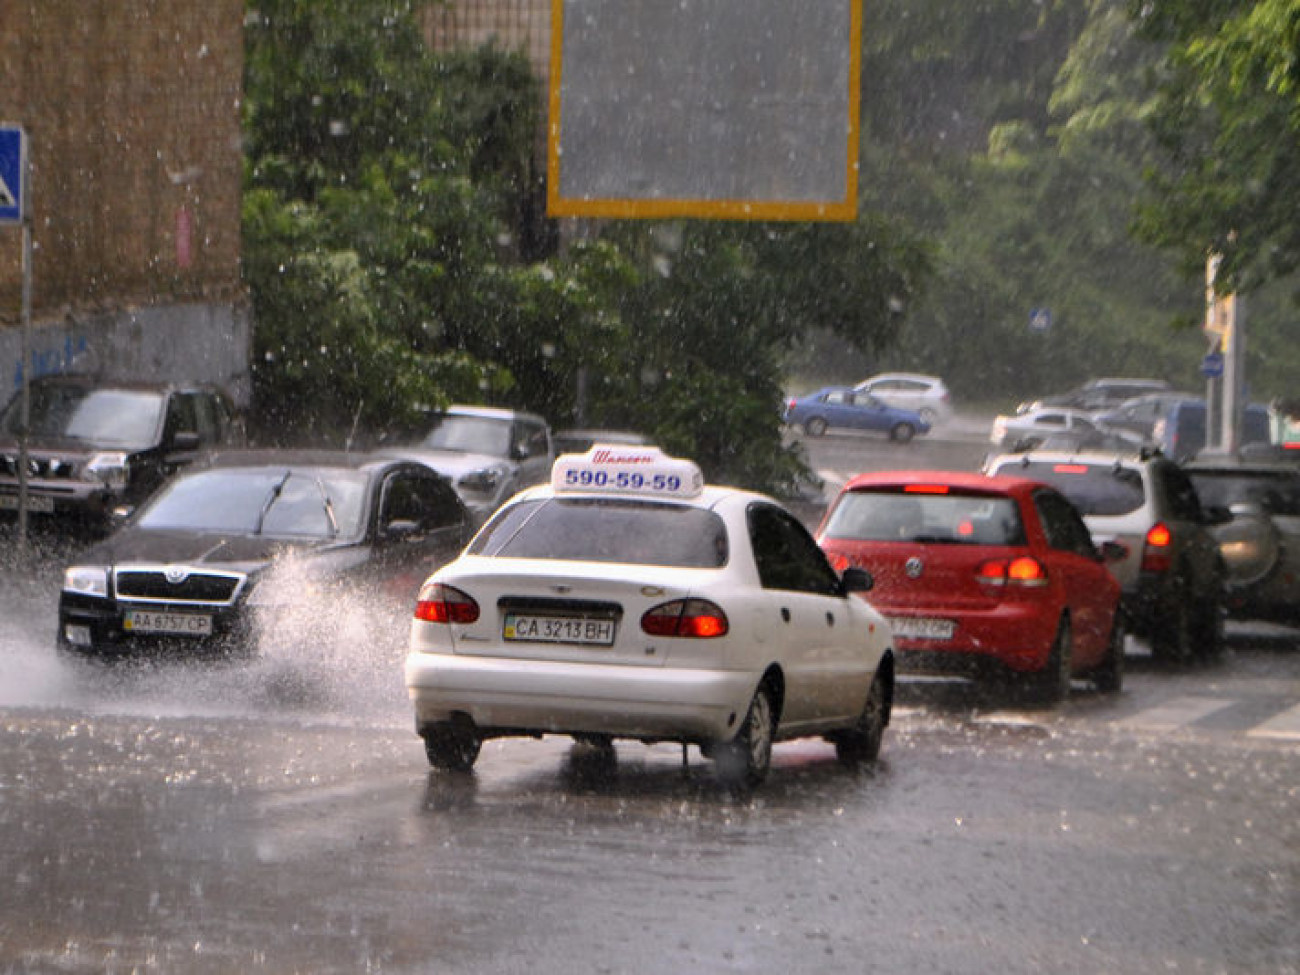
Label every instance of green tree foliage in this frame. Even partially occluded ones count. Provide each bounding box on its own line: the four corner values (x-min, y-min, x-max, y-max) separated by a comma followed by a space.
242, 0, 927, 492
243, 0, 553, 444
1132, 0, 1300, 293
834, 0, 1223, 403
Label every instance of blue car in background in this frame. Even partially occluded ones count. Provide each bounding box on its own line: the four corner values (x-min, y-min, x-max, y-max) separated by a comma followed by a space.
784, 386, 931, 442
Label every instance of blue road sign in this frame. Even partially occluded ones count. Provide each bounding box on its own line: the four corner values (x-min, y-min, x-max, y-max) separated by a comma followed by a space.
1029, 307, 1052, 333
0, 125, 26, 224
1201, 352, 1224, 379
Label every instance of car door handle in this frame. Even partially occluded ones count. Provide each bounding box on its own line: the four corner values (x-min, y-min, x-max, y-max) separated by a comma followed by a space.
780, 607, 791, 623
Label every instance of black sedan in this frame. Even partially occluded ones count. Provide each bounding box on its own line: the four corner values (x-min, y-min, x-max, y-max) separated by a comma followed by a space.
57, 452, 472, 658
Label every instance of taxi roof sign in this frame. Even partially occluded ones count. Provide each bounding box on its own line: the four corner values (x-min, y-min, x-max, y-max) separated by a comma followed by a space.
553, 445, 704, 499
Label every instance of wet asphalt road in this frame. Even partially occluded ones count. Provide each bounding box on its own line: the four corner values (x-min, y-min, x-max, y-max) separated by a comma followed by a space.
1, 423, 1298, 974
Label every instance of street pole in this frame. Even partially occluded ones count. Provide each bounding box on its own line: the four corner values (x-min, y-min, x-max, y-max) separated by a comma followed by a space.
1221, 292, 1243, 456
18, 214, 31, 549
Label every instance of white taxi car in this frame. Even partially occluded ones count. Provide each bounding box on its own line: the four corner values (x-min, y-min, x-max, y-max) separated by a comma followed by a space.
405, 446, 895, 787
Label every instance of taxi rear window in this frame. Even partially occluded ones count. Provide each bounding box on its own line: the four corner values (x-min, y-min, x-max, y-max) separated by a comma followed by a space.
822, 490, 1026, 545
1002, 461, 1145, 516
469, 497, 728, 567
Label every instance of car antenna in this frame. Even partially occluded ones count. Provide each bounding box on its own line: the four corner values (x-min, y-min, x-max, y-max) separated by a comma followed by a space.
345, 399, 364, 456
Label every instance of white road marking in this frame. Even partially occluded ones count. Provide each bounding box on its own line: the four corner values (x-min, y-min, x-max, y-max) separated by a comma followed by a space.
1246, 702, 1300, 741
1115, 696, 1235, 731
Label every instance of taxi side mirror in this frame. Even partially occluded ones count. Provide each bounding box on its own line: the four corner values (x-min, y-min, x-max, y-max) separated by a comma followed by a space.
841, 566, 873, 593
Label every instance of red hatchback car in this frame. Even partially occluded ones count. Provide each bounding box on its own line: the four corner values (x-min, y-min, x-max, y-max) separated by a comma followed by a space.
816, 471, 1124, 702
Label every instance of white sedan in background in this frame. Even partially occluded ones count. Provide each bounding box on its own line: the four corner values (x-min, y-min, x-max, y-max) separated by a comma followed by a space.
990, 406, 1105, 451
853, 372, 953, 425
405, 446, 895, 787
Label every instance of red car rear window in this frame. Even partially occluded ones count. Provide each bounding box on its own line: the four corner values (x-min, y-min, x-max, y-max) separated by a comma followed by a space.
823, 490, 1026, 546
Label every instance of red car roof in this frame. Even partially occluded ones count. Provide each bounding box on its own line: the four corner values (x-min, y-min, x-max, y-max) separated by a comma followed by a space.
841, 469, 1042, 498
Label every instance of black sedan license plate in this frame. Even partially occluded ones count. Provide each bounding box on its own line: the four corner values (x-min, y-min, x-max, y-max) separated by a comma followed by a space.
124, 611, 214, 636
504, 613, 615, 646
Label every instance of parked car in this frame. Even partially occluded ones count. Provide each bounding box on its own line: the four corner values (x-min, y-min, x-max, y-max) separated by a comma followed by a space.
405, 445, 894, 787
58, 451, 472, 658
0, 375, 242, 529
1092, 391, 1199, 440
852, 372, 952, 425
989, 406, 1104, 451
382, 405, 554, 525
1149, 399, 1272, 462
1017, 378, 1172, 415
985, 450, 1227, 663
1184, 458, 1300, 625
816, 470, 1124, 702
552, 428, 652, 455
784, 387, 930, 442
1023, 427, 1148, 455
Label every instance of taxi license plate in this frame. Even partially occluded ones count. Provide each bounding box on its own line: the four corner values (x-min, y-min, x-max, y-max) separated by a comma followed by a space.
888, 617, 955, 641
0, 493, 54, 513
504, 614, 615, 646
124, 611, 214, 636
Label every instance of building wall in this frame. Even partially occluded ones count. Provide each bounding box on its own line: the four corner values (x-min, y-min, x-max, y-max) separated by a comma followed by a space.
0, 0, 249, 404
421, 0, 552, 78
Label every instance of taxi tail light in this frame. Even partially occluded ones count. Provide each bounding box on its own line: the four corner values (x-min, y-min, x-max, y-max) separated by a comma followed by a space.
1142, 522, 1173, 573
977, 556, 1048, 588
641, 598, 729, 638
414, 583, 480, 624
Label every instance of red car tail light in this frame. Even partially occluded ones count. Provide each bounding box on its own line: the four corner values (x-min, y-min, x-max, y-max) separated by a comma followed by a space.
641, 598, 729, 638
1142, 522, 1173, 573
977, 557, 1048, 588
904, 484, 950, 494
1008, 556, 1048, 586
976, 560, 1008, 586
414, 583, 480, 624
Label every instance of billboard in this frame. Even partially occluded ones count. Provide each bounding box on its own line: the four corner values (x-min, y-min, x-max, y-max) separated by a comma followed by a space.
547, 0, 861, 221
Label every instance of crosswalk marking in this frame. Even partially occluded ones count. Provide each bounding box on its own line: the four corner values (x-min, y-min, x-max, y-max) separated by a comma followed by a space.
1246, 703, 1300, 741
1114, 696, 1235, 731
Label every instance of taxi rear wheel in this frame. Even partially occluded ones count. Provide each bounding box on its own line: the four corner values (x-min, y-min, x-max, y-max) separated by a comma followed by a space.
834, 672, 887, 766
715, 683, 775, 788
422, 723, 481, 772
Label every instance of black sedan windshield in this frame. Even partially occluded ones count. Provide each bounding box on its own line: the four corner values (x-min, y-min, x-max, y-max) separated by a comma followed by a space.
137, 469, 370, 537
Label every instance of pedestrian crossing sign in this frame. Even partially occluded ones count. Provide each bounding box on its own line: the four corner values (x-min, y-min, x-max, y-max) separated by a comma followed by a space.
0, 125, 26, 224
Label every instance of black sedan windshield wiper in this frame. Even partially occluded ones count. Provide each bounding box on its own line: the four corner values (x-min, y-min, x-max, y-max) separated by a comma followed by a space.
313, 476, 339, 536
254, 471, 292, 535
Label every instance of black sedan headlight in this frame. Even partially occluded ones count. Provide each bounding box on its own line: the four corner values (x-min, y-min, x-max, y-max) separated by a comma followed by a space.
63, 565, 111, 598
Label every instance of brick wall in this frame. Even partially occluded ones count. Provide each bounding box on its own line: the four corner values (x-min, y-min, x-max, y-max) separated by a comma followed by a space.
0, 0, 245, 323
421, 0, 552, 78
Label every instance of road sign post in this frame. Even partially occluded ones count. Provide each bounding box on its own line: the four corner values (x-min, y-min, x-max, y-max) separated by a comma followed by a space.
1, 124, 31, 547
